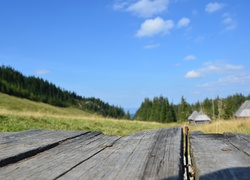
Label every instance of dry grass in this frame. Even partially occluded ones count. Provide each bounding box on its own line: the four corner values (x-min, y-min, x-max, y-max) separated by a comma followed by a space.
0, 93, 169, 136
1, 93, 250, 136
183, 118, 250, 135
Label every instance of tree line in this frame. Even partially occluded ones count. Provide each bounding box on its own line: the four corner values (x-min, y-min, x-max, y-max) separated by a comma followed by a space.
134, 94, 250, 123
1, 65, 248, 123
0, 65, 129, 119
133, 96, 177, 123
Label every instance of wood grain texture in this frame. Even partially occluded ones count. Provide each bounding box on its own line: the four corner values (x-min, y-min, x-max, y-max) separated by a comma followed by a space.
0, 131, 120, 180
0, 127, 183, 180
59, 126, 183, 180
0, 129, 88, 167
190, 131, 250, 180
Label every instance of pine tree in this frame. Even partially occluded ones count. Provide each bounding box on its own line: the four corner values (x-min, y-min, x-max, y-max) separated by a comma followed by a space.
160, 97, 167, 123
179, 96, 190, 122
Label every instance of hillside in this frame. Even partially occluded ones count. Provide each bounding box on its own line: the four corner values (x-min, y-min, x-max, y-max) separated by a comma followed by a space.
0, 92, 167, 135
0, 92, 94, 118
0, 65, 129, 119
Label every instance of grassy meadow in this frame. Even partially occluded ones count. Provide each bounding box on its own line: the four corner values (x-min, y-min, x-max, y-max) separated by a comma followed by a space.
1, 93, 250, 136
186, 118, 250, 135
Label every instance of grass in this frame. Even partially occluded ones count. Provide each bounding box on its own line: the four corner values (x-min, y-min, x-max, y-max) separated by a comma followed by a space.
0, 93, 169, 136
0, 92, 93, 118
1, 92, 250, 136
186, 118, 250, 135
0, 114, 171, 136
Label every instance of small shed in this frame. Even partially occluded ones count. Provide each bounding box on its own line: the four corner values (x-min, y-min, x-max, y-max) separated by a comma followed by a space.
188, 110, 198, 121
234, 100, 250, 118
189, 110, 211, 125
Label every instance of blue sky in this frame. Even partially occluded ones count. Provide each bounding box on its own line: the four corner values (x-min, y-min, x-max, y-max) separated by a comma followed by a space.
1, 0, 250, 112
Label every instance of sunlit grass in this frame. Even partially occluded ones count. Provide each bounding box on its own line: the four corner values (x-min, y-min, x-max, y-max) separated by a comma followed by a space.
185, 118, 250, 135
0, 93, 169, 136
1, 92, 250, 136
0, 114, 171, 136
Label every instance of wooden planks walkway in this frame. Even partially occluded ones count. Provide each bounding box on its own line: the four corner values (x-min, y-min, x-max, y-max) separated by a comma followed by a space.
1, 127, 249, 180
190, 131, 250, 180
0, 127, 183, 180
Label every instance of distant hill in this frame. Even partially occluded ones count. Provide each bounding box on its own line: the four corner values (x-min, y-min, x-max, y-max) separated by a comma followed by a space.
0, 65, 129, 119
0, 92, 94, 117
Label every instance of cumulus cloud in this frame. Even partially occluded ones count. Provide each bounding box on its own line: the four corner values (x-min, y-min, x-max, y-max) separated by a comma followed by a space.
177, 17, 190, 28
185, 70, 201, 78
205, 2, 225, 13
185, 62, 243, 79
184, 55, 196, 61
136, 17, 174, 37
113, 0, 170, 18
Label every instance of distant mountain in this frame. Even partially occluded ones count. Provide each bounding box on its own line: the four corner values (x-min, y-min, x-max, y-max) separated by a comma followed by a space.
0, 65, 128, 119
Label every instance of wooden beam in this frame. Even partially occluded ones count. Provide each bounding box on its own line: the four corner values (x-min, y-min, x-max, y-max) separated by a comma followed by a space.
190, 131, 250, 179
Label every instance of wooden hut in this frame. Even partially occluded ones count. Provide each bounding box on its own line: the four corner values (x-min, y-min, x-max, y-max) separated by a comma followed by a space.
188, 110, 198, 121
234, 100, 250, 118
189, 110, 211, 125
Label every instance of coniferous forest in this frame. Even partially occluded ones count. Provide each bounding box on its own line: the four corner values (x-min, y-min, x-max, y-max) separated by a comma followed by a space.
134, 94, 250, 122
0, 65, 128, 119
1, 65, 249, 123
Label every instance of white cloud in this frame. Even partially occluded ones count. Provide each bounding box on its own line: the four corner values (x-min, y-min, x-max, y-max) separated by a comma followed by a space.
185, 62, 243, 79
136, 17, 174, 37
113, 0, 170, 18
205, 2, 225, 13
35, 70, 50, 75
184, 55, 196, 61
222, 13, 237, 31
185, 70, 201, 78
113, 1, 129, 10
143, 43, 160, 49
199, 74, 250, 88
177, 17, 190, 28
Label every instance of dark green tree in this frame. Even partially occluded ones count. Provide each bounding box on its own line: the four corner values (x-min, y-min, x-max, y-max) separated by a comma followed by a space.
178, 96, 190, 122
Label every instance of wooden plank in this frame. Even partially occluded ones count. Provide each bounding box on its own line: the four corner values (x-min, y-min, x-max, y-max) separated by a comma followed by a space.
0, 131, 120, 180
0, 127, 183, 180
0, 129, 88, 166
190, 131, 250, 180
58, 126, 183, 180
225, 133, 250, 156
142, 127, 183, 179
58, 129, 158, 180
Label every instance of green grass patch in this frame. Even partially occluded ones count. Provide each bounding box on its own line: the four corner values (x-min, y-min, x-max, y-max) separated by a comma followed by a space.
0, 114, 170, 136
0, 92, 93, 117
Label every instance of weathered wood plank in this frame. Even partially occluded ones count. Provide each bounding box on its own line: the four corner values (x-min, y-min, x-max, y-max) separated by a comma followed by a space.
0, 127, 183, 180
58, 129, 159, 180
0, 129, 88, 166
58, 126, 183, 180
142, 127, 183, 179
190, 131, 250, 180
0, 131, 120, 180
225, 133, 250, 156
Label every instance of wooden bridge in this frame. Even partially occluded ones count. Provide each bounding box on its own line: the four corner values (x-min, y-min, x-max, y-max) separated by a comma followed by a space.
0, 127, 249, 179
